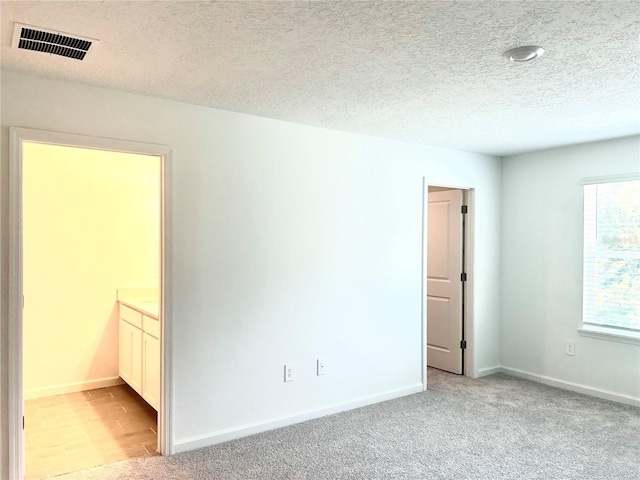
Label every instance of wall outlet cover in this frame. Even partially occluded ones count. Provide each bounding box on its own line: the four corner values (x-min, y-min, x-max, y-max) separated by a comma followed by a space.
565, 341, 575, 356
284, 363, 296, 382
317, 359, 326, 376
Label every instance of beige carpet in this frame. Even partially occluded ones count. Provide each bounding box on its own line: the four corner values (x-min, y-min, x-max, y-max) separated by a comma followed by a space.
56, 369, 640, 479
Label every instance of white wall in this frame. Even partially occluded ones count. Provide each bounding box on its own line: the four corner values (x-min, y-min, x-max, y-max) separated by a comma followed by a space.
22, 143, 159, 398
0, 70, 502, 474
501, 136, 640, 399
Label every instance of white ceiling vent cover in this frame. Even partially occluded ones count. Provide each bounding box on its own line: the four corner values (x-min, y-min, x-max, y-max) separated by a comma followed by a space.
11, 22, 98, 60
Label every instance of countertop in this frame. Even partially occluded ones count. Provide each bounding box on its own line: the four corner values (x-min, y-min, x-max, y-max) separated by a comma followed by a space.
117, 287, 159, 318
118, 297, 159, 318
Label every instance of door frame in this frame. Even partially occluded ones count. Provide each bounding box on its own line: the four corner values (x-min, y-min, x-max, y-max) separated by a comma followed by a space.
421, 182, 475, 389
8, 127, 174, 479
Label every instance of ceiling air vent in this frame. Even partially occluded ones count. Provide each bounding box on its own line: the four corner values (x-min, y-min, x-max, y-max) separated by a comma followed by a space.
11, 23, 98, 60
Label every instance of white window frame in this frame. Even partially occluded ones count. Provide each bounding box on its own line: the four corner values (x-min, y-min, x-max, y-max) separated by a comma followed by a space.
578, 173, 640, 345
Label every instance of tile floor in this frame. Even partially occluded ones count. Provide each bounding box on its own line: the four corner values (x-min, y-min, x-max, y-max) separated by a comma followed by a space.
24, 383, 158, 479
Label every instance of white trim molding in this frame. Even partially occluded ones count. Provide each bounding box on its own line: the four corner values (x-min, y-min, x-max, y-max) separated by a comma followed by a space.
464, 189, 477, 378
7, 127, 174, 479
8, 127, 24, 480
581, 172, 640, 185
159, 132, 174, 456
578, 325, 640, 346
24, 377, 124, 400
476, 366, 502, 378
174, 384, 424, 454
420, 179, 427, 391
500, 367, 640, 407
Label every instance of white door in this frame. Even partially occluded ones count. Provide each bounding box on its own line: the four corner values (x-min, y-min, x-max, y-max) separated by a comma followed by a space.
427, 189, 464, 374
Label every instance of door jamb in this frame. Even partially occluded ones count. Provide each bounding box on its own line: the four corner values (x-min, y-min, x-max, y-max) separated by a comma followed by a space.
8, 127, 174, 479
421, 182, 475, 390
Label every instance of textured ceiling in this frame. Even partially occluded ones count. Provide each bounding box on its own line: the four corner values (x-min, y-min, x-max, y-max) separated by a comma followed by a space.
1, 1, 639, 156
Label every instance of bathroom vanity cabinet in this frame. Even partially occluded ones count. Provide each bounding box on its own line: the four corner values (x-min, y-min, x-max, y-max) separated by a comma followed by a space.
118, 302, 160, 411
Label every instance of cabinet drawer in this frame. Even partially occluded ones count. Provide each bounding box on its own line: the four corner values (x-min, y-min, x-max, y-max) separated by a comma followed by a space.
120, 304, 143, 329
143, 314, 160, 339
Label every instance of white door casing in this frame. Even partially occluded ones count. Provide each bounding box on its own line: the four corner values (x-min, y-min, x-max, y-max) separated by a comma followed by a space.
427, 189, 464, 374
8, 127, 174, 480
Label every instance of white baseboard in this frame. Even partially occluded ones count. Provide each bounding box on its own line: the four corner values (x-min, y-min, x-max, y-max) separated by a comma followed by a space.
476, 365, 502, 378
24, 376, 124, 400
174, 383, 424, 454
500, 367, 640, 407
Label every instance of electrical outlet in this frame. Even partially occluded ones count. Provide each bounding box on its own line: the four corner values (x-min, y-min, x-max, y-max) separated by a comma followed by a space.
317, 359, 326, 376
565, 341, 575, 356
284, 363, 296, 382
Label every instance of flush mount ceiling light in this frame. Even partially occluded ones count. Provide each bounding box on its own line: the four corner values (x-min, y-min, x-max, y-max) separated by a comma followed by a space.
503, 46, 545, 63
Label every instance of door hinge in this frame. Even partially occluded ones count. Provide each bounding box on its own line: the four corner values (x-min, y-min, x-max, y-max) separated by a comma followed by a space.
460, 340, 467, 350
461, 205, 468, 214
460, 272, 467, 282
23, 416, 25, 430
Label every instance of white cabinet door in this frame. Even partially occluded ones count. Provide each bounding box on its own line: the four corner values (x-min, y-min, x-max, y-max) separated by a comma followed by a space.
119, 319, 132, 383
118, 303, 160, 410
130, 326, 143, 395
142, 332, 160, 411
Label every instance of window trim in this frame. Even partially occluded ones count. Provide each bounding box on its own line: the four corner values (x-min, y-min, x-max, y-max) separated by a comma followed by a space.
578, 324, 640, 345
580, 173, 640, 340
582, 173, 640, 185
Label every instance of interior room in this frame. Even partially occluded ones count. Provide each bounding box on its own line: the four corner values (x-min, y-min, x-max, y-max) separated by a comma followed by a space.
21, 143, 162, 478
0, 1, 638, 479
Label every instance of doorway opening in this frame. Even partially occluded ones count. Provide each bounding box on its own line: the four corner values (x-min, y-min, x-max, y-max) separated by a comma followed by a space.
423, 185, 474, 384
8, 128, 172, 479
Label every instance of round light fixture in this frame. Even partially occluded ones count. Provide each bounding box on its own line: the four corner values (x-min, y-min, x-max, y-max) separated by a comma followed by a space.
503, 46, 545, 63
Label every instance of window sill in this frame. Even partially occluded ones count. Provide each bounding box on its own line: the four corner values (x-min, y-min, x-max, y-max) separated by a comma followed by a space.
578, 325, 640, 346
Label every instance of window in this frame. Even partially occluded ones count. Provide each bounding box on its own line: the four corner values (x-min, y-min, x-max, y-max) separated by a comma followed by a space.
583, 179, 640, 332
